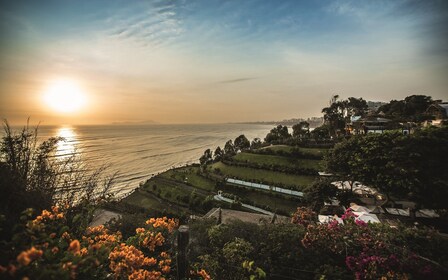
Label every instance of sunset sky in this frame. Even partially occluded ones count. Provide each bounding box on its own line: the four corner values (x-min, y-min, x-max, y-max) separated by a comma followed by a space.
1, 0, 447, 125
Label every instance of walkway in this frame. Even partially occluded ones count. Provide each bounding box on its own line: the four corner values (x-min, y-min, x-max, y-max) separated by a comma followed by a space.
226, 178, 303, 197
213, 194, 274, 215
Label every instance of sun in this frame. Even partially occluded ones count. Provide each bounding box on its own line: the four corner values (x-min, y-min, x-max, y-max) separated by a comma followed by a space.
43, 80, 87, 113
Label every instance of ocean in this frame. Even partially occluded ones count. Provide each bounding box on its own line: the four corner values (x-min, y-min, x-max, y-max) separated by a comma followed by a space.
29, 123, 273, 197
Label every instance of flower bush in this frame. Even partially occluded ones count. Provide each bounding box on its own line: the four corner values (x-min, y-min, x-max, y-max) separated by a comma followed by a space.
301, 208, 447, 279
0, 206, 208, 280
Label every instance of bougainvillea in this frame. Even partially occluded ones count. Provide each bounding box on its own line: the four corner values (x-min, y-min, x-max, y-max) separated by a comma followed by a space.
301, 208, 446, 279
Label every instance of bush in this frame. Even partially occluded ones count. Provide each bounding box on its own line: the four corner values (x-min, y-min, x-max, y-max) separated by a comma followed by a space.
0, 206, 209, 280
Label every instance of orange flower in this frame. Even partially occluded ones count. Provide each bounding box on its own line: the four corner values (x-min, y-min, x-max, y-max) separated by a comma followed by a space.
68, 240, 81, 254
62, 232, 70, 240
197, 269, 211, 280
51, 206, 60, 213
16, 247, 43, 266
145, 217, 178, 233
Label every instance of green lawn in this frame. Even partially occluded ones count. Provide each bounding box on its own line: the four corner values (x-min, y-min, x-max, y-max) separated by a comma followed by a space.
219, 184, 300, 215
143, 177, 208, 205
123, 189, 167, 210
210, 162, 316, 190
259, 145, 328, 157
233, 152, 322, 170
160, 167, 216, 192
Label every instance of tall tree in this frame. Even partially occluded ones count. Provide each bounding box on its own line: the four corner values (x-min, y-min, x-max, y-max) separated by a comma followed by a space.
214, 146, 224, 162
292, 121, 310, 138
264, 125, 291, 144
234, 135, 250, 152
321, 95, 345, 137
223, 140, 236, 157
378, 95, 433, 122
199, 149, 213, 166
345, 97, 368, 118
250, 138, 262, 150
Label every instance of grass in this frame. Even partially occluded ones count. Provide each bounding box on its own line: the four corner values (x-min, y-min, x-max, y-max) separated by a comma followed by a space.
123, 189, 167, 210
259, 145, 328, 157
233, 152, 322, 170
219, 184, 301, 215
160, 167, 216, 192
210, 162, 316, 190
143, 177, 208, 205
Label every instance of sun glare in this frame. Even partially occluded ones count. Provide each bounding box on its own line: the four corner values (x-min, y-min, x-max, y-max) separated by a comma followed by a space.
43, 80, 87, 113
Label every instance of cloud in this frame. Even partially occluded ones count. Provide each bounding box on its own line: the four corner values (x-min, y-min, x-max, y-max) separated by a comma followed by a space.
217, 77, 258, 84
105, 0, 186, 48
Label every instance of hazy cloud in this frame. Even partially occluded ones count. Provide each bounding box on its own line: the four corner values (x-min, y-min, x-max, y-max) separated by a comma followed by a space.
217, 77, 258, 84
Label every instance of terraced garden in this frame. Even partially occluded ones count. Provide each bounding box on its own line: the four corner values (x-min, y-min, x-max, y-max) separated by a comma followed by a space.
121, 145, 330, 217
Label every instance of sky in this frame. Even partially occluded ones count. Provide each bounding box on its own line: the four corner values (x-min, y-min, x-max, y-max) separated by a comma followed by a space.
0, 0, 447, 125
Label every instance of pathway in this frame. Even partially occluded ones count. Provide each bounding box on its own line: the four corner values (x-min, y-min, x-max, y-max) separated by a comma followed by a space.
226, 178, 303, 197
213, 194, 274, 215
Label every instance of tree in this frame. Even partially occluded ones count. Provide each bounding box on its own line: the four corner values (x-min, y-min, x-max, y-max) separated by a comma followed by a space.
213, 146, 223, 162
378, 95, 433, 122
234, 134, 250, 152
223, 140, 236, 157
292, 121, 310, 139
304, 179, 338, 211
0, 121, 113, 214
250, 138, 262, 150
264, 125, 290, 144
322, 96, 369, 137
199, 149, 213, 166
325, 127, 448, 209
345, 97, 368, 118
321, 95, 345, 137
0, 121, 115, 244
310, 124, 331, 140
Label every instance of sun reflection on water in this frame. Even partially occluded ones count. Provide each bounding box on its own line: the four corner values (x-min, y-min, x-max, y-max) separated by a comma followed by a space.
55, 126, 79, 158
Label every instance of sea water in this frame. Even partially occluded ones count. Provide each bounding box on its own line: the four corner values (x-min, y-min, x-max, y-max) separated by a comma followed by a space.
30, 123, 273, 197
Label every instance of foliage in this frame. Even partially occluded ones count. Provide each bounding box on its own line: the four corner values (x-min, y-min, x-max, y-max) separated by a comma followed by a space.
0, 206, 209, 280
188, 211, 448, 280
223, 140, 236, 158
325, 127, 448, 209
264, 125, 291, 144
310, 124, 332, 140
234, 135, 250, 153
292, 121, 310, 139
378, 95, 434, 122
321, 95, 368, 137
291, 207, 317, 227
199, 149, 213, 166
250, 138, 262, 150
213, 146, 223, 162
0, 121, 114, 242
242, 261, 266, 280
302, 209, 448, 279
303, 179, 338, 211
